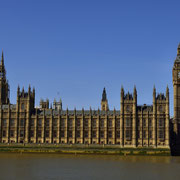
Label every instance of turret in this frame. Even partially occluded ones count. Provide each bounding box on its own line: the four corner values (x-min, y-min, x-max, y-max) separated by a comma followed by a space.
166, 85, 169, 102
40, 98, 49, 109
53, 98, 62, 110
101, 87, 109, 111
153, 85, 156, 103
121, 86, 124, 102
133, 85, 137, 103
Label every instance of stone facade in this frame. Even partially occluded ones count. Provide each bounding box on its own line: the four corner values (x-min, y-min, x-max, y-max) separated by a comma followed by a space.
0, 50, 170, 148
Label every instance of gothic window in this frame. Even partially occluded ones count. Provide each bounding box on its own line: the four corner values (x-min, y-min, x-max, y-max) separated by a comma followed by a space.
21, 103, 25, 110
92, 131, 96, 138
45, 130, 49, 137
10, 119, 15, 127
61, 131, 65, 138
126, 130, 131, 140
77, 119, 81, 126
46, 119, 49, 126
31, 120, 34, 126
84, 119, 88, 127
10, 130, 14, 137
3, 130, 6, 137
68, 131, 72, 138
53, 131, 57, 138
53, 119, 57, 127
38, 130, 41, 138
126, 105, 130, 112
77, 131, 80, 138
159, 119, 164, 127
100, 120, 104, 128
61, 119, 65, 127
116, 131, 120, 138
20, 130, 24, 137
3, 119, 7, 126
149, 131, 152, 139
159, 130, 164, 139
137, 119, 140, 126
143, 118, 146, 127
143, 130, 146, 139
92, 120, 96, 127
38, 119, 42, 126
159, 105, 163, 112
109, 120, 112, 127
84, 131, 88, 138
126, 118, 131, 127
108, 131, 112, 138
149, 118, 152, 127
20, 119, 24, 127
100, 131, 104, 138
116, 120, 120, 128
69, 119, 73, 127
30, 130, 34, 137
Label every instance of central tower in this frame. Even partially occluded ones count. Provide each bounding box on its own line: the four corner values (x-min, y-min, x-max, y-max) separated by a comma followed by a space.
0, 51, 10, 105
173, 44, 180, 143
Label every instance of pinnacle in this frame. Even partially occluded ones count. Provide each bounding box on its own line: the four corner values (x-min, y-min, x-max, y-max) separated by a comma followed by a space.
1, 50, 4, 66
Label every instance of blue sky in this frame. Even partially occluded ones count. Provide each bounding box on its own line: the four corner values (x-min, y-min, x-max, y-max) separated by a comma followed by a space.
0, 0, 179, 115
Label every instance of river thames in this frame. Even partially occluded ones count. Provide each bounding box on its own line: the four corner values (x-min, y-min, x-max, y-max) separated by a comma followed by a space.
0, 153, 180, 180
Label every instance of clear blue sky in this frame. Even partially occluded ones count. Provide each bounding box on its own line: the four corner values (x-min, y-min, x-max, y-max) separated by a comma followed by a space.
0, 0, 179, 115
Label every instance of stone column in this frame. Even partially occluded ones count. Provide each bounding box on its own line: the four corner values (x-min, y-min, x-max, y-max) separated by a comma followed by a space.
50, 109, 53, 143
120, 87, 124, 147
89, 108, 92, 144
105, 113, 108, 144
153, 86, 157, 147
132, 86, 137, 147
34, 109, 37, 143
113, 110, 116, 144
165, 86, 170, 147
8, 104, 10, 143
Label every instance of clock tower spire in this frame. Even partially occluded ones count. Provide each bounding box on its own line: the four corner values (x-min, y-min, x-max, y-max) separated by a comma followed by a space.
172, 44, 180, 144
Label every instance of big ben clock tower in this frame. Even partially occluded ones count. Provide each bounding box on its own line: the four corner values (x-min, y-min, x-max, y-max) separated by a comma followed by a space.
173, 44, 180, 143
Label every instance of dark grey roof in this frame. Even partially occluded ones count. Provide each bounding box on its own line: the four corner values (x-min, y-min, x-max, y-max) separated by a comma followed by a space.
37, 109, 120, 116
137, 105, 153, 112
156, 93, 166, 100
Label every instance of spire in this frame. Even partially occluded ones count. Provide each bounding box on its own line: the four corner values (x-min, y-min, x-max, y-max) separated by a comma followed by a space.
133, 85, 137, 94
166, 85, 169, 95
17, 85, 20, 91
102, 87, 107, 101
1, 50, 4, 66
153, 85, 156, 102
153, 85, 156, 94
17, 85, 20, 97
28, 84, 31, 93
121, 85, 124, 93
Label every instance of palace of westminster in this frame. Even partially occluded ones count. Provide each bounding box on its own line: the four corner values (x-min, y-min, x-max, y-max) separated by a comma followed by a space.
1, 45, 180, 149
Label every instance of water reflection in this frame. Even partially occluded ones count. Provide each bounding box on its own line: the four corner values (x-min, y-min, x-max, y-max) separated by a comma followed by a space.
0, 153, 180, 180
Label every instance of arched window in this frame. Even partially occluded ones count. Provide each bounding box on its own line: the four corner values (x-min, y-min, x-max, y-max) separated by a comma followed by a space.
21, 103, 25, 110
159, 105, 163, 112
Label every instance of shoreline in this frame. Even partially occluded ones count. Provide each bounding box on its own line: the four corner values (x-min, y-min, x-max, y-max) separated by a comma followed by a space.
0, 144, 171, 156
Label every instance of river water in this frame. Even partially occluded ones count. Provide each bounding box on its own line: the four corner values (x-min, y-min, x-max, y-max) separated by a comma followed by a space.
0, 153, 180, 180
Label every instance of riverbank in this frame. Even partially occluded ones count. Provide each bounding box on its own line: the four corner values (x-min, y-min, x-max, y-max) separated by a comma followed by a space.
0, 144, 171, 156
